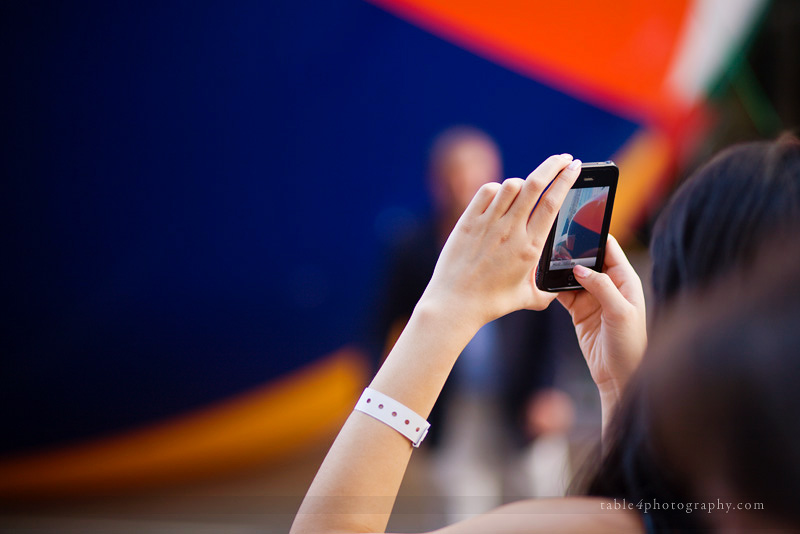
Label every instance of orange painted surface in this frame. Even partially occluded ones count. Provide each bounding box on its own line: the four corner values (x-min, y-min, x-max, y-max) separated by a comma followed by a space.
0, 348, 367, 498
609, 127, 673, 244
368, 0, 691, 124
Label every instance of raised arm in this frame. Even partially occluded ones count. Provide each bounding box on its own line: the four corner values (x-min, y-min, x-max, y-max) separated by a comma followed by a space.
556, 235, 647, 437
290, 155, 583, 534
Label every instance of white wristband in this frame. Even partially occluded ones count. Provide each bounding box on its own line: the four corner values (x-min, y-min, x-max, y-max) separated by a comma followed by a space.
354, 387, 430, 448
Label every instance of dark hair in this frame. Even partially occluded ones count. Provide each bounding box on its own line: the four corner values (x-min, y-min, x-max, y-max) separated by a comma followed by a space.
646, 237, 800, 530
576, 371, 698, 531
573, 135, 800, 531
650, 133, 800, 310
578, 237, 800, 531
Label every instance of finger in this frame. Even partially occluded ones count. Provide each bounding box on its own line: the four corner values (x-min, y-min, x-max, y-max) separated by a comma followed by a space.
510, 154, 573, 220
525, 159, 582, 247
571, 264, 630, 318
462, 181, 502, 218
603, 235, 645, 304
485, 177, 525, 218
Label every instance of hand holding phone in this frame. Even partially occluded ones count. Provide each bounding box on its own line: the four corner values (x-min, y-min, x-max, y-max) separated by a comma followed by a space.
536, 162, 618, 292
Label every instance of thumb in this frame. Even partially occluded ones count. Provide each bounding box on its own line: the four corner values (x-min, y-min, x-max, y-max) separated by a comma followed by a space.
572, 264, 629, 318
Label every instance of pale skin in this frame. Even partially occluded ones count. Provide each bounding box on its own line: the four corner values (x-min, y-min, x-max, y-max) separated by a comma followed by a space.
291, 154, 648, 534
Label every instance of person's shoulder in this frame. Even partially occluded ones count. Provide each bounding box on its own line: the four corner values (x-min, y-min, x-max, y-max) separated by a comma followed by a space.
428, 497, 644, 534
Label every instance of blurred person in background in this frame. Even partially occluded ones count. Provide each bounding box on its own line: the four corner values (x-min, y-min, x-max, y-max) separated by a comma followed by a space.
374, 126, 577, 519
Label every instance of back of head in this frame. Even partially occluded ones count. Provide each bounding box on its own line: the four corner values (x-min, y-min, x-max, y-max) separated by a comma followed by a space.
580, 235, 800, 531
644, 236, 800, 531
427, 126, 502, 216
650, 133, 800, 309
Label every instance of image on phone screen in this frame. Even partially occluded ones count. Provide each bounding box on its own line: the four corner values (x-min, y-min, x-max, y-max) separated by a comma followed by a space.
549, 186, 610, 271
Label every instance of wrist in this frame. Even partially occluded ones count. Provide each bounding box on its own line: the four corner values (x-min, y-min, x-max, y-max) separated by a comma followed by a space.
598, 381, 622, 406
598, 382, 622, 440
369, 291, 485, 417
597, 375, 629, 404
414, 288, 487, 336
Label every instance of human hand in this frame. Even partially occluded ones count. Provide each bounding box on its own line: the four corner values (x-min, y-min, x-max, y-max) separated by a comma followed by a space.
556, 236, 646, 399
418, 154, 581, 330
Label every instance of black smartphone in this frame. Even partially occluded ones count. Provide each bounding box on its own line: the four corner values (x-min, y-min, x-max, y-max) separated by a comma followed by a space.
536, 161, 618, 292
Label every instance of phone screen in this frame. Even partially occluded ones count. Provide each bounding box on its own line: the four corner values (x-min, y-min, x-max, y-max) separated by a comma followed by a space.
549, 186, 610, 271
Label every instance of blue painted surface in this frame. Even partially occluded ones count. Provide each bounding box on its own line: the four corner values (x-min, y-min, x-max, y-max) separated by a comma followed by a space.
0, 0, 638, 454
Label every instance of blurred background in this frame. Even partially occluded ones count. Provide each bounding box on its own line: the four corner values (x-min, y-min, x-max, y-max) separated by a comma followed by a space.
1, 0, 798, 532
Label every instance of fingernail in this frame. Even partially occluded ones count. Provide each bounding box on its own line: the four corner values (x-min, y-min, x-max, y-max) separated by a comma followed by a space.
561, 153, 573, 160
573, 264, 590, 277
567, 158, 582, 171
